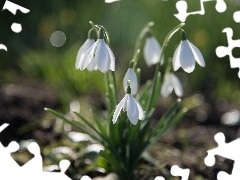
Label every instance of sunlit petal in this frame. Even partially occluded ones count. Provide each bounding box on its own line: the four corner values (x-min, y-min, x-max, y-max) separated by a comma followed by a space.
79, 40, 99, 70
127, 95, 139, 125
106, 44, 115, 71
123, 94, 128, 111
161, 74, 173, 98
143, 37, 161, 66
87, 57, 97, 71
188, 41, 205, 67
76, 39, 95, 69
123, 68, 138, 95
112, 95, 127, 124
134, 98, 145, 120
95, 39, 111, 73
172, 43, 181, 71
179, 40, 195, 73
170, 73, 183, 97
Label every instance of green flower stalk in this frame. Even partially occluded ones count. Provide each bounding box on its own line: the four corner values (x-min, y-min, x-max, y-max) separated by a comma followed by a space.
46, 22, 189, 180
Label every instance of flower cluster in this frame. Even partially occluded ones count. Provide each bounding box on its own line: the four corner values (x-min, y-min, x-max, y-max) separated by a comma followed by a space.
75, 24, 205, 125
48, 21, 205, 180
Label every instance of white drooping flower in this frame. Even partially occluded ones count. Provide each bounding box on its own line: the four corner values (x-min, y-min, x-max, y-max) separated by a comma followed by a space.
79, 28, 115, 73
172, 30, 205, 73
161, 72, 183, 98
113, 82, 144, 125
143, 35, 163, 66
123, 68, 138, 95
75, 39, 95, 70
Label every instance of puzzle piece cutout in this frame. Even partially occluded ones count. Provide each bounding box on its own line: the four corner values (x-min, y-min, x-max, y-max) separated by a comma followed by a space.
204, 132, 240, 180
174, 0, 227, 22
0, 44, 8, 51
0, 123, 9, 132
2, 0, 30, 15
0, 124, 72, 180
154, 165, 190, 180
215, 27, 240, 78
233, 11, 240, 23
2, 0, 30, 33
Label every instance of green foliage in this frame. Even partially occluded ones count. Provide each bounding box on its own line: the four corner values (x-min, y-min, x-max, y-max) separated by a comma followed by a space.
46, 22, 187, 180
19, 44, 105, 107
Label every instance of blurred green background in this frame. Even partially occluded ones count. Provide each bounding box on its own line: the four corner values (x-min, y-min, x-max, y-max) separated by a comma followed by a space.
1, 0, 240, 106
1, 0, 240, 179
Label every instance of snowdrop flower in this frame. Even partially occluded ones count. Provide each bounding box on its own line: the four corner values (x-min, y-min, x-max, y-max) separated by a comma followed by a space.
173, 30, 205, 73
113, 82, 145, 125
79, 28, 115, 73
143, 34, 163, 66
75, 39, 95, 70
161, 72, 183, 98
123, 67, 138, 95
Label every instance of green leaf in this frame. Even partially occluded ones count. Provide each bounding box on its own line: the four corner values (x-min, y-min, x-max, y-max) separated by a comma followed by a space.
148, 103, 187, 145
138, 80, 152, 109
45, 108, 101, 142
90, 109, 107, 137
99, 150, 124, 174
146, 71, 161, 114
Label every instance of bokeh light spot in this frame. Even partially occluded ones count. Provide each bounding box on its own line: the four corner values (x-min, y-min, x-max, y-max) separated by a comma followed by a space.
50, 31, 66, 47
191, 30, 209, 48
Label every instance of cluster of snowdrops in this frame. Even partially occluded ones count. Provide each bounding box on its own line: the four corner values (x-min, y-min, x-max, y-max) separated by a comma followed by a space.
46, 21, 205, 180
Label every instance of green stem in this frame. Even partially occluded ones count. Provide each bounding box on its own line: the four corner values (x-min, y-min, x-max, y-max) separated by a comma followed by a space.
89, 21, 99, 34
145, 22, 185, 113
111, 71, 118, 104
87, 27, 95, 39
133, 21, 154, 57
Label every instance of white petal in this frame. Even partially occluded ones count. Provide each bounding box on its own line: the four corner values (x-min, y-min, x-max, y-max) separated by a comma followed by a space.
179, 40, 195, 73
127, 95, 139, 125
79, 40, 99, 70
87, 57, 97, 71
123, 94, 128, 111
143, 37, 161, 66
112, 95, 127, 124
161, 74, 173, 98
95, 39, 111, 73
106, 44, 115, 71
172, 43, 181, 71
170, 73, 183, 97
188, 41, 205, 67
123, 68, 138, 95
76, 39, 95, 69
133, 98, 145, 120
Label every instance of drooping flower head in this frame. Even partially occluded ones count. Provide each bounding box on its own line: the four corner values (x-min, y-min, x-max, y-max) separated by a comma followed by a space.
79, 28, 115, 73
161, 72, 183, 98
143, 31, 163, 66
76, 39, 95, 70
123, 62, 138, 95
172, 30, 205, 73
113, 81, 145, 125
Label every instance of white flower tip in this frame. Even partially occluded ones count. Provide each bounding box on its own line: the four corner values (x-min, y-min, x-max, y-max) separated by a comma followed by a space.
183, 67, 195, 73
